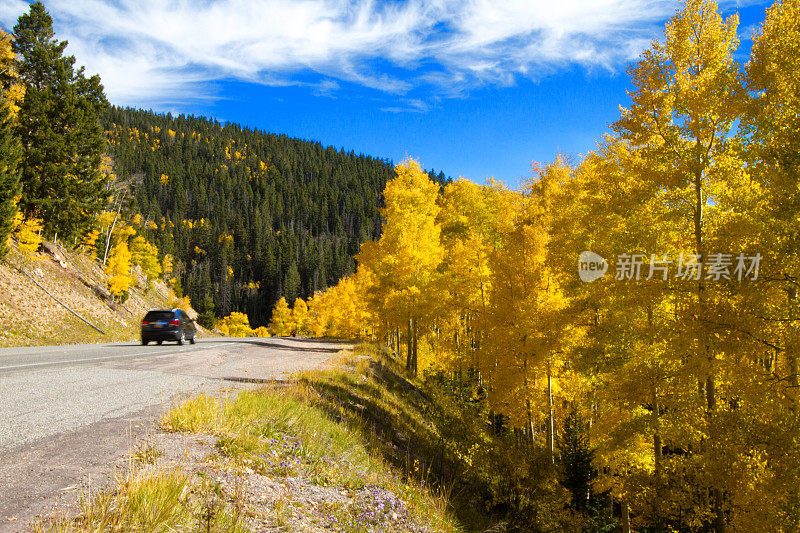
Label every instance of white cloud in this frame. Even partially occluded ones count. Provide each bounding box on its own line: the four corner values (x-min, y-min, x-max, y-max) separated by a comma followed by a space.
380, 98, 429, 113
0, 0, 761, 109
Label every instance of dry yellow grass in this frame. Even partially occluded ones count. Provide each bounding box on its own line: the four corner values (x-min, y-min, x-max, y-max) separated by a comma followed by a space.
0, 239, 191, 347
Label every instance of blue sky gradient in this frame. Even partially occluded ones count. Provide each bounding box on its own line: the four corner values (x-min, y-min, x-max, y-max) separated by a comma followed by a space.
0, 0, 771, 186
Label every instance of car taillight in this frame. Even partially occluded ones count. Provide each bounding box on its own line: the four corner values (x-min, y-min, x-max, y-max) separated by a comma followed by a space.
169, 319, 180, 326
141, 320, 148, 325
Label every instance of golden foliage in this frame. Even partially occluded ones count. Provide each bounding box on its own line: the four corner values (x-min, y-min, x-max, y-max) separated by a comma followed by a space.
16, 217, 43, 257
105, 239, 132, 300
269, 297, 293, 337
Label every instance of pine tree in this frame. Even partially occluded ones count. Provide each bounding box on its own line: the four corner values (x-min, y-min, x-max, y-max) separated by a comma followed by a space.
558, 407, 596, 512
12, 1, 108, 242
284, 261, 301, 304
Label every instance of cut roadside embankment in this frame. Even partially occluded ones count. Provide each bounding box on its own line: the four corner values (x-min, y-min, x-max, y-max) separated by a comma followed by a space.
0, 240, 200, 348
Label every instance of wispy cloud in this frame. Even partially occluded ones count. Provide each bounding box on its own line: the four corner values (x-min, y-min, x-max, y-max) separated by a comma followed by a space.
380, 98, 429, 113
0, 0, 758, 110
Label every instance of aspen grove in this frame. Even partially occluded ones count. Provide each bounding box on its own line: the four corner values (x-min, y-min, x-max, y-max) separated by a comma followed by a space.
272, 1, 800, 529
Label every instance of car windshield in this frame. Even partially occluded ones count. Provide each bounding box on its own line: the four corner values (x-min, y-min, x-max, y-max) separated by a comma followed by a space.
144, 311, 174, 322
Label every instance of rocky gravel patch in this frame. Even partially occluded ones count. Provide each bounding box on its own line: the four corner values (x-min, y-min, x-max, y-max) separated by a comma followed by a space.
139, 430, 426, 532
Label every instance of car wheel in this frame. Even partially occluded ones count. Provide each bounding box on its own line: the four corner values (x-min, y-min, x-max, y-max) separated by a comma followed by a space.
157, 340, 163, 345
178, 331, 185, 346
190, 336, 196, 345
141, 339, 148, 346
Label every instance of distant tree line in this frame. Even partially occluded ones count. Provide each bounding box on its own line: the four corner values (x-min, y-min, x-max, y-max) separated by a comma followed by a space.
103, 106, 448, 325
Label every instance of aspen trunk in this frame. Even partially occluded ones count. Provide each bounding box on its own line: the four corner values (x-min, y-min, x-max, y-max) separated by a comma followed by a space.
523, 355, 534, 439
653, 387, 662, 475
411, 317, 418, 375
620, 500, 631, 533
694, 167, 726, 532
547, 354, 555, 463
407, 318, 413, 371
787, 287, 799, 411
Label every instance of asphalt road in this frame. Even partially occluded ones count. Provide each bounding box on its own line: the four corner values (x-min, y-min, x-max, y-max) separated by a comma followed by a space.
0, 336, 349, 530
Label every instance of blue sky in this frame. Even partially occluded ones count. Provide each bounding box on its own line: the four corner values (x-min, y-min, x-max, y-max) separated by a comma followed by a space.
0, 0, 771, 186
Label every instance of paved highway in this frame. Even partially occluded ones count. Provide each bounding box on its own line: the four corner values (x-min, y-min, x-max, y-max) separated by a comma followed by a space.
0, 336, 348, 529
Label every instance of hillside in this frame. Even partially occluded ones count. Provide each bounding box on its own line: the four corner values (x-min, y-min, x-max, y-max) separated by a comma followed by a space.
103, 107, 447, 327
0, 239, 194, 348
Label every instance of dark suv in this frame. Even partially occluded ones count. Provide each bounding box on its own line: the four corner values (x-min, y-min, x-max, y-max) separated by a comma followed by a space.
141, 309, 196, 345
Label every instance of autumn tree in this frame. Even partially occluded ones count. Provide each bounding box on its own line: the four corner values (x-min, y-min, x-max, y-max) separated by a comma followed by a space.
611, 1, 746, 528
435, 179, 501, 378
269, 297, 293, 337
130, 235, 162, 287
743, 0, 800, 406
162, 253, 174, 281
16, 216, 42, 258
217, 312, 254, 337
291, 297, 309, 336
359, 159, 443, 374
106, 239, 132, 301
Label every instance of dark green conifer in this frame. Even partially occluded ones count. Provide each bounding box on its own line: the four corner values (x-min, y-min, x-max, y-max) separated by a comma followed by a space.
13, 1, 108, 242
0, 102, 20, 259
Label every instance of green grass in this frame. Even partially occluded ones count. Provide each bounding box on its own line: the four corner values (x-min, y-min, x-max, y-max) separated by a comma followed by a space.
36, 469, 247, 533
295, 344, 572, 531
162, 379, 461, 532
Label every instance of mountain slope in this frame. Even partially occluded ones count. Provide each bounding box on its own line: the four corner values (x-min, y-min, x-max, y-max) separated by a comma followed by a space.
104, 107, 430, 326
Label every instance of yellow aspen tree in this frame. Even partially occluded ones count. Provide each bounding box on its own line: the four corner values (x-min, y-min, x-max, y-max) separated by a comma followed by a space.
305, 295, 327, 337
269, 297, 293, 337
130, 235, 162, 287
291, 297, 309, 336
549, 143, 681, 526
436, 179, 500, 377
744, 0, 800, 405
82, 229, 99, 257
361, 158, 444, 374
0, 30, 22, 260
106, 239, 132, 301
612, 1, 747, 529
162, 253, 174, 281
218, 312, 254, 337
252, 326, 270, 338
727, 1, 800, 528
16, 217, 43, 258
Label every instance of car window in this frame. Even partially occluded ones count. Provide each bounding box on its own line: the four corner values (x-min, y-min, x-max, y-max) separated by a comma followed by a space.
144, 311, 174, 321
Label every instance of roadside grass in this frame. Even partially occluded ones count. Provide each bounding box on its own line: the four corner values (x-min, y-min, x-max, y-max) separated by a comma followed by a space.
163, 383, 460, 532
296, 344, 570, 531
36, 469, 246, 533
35, 346, 475, 532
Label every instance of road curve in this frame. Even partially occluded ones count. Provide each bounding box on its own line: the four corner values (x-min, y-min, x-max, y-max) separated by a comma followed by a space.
0, 336, 350, 529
